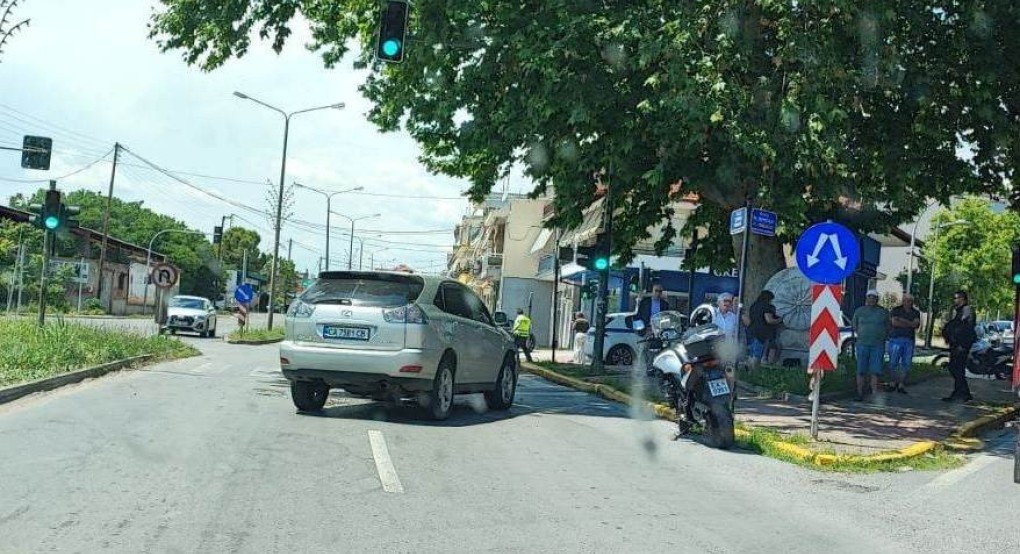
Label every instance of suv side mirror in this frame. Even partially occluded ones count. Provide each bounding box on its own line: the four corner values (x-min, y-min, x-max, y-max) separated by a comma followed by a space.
493, 311, 510, 327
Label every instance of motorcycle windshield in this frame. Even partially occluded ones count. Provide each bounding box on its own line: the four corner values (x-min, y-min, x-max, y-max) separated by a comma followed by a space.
651, 310, 686, 334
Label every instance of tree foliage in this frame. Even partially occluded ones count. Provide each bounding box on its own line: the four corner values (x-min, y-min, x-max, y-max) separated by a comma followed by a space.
924, 199, 1020, 316
149, 1, 1010, 299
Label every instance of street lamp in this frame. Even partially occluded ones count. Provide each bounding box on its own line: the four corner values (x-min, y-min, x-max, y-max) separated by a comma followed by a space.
924, 219, 971, 347
143, 229, 206, 315
329, 211, 380, 269
293, 182, 363, 271
369, 247, 389, 271
233, 91, 345, 329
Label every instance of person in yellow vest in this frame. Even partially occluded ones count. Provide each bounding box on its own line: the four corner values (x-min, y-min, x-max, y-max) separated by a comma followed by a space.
512, 308, 534, 363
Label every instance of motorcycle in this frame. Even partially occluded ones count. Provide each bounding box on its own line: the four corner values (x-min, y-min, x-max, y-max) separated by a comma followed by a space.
633, 310, 736, 450
933, 336, 1014, 380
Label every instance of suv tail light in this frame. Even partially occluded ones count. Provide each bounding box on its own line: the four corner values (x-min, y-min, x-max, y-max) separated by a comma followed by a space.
383, 303, 428, 324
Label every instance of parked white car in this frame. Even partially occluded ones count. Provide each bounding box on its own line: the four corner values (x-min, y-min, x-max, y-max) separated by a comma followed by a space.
583, 312, 641, 366
163, 295, 218, 338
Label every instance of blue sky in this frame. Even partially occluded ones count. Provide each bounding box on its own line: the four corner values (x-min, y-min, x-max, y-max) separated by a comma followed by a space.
0, 0, 519, 274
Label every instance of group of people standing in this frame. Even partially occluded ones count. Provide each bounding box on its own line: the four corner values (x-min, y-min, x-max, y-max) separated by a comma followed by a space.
850, 289, 977, 402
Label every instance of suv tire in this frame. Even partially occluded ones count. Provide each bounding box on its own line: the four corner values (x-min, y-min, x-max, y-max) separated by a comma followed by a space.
291, 381, 329, 412
426, 362, 455, 420
484, 356, 517, 411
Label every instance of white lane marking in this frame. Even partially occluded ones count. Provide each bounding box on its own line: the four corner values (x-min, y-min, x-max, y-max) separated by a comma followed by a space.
190, 362, 213, 373
921, 454, 999, 493
368, 430, 405, 494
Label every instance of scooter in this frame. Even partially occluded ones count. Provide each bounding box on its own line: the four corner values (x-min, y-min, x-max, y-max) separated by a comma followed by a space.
933, 337, 1014, 380
634, 311, 736, 450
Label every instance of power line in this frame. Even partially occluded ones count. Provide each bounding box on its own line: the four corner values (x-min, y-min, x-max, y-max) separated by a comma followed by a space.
0, 147, 113, 183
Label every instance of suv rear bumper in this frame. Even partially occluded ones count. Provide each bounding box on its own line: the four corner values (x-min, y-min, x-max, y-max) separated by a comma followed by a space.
279, 340, 439, 392
281, 368, 432, 395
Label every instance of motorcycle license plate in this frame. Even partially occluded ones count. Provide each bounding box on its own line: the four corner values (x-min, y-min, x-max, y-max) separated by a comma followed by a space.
708, 378, 730, 397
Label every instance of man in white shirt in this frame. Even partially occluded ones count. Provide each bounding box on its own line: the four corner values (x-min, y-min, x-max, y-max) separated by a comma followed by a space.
713, 293, 739, 339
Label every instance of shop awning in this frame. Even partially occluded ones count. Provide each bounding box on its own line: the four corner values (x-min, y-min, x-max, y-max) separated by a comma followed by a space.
529, 228, 553, 254
558, 197, 606, 246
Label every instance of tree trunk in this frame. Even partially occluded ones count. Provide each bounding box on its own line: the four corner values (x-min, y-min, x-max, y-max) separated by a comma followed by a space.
735, 233, 787, 307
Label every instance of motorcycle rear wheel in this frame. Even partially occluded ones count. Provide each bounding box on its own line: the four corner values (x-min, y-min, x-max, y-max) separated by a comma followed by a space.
704, 399, 735, 450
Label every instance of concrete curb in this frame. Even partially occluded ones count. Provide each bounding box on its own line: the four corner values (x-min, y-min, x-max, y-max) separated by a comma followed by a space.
0, 355, 154, 405
225, 336, 283, 345
943, 406, 1018, 451
522, 362, 953, 469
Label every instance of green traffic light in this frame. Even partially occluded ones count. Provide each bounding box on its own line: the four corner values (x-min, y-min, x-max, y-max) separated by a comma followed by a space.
1013, 273, 1020, 285
382, 39, 401, 57
44, 216, 59, 230
594, 258, 609, 271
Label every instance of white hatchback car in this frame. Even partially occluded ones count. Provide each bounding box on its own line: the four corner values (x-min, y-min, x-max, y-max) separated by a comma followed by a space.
583, 312, 641, 366
280, 271, 519, 420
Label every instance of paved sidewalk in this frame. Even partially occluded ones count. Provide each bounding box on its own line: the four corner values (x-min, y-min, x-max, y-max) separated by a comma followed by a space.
739, 376, 1017, 454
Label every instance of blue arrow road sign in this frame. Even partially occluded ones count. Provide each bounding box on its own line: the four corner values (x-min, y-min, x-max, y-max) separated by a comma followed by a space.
795, 221, 860, 284
750, 208, 778, 237
234, 283, 254, 304
730, 207, 747, 235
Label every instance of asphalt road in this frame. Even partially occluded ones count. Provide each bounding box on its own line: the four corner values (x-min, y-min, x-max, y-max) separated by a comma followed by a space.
1, 334, 1017, 553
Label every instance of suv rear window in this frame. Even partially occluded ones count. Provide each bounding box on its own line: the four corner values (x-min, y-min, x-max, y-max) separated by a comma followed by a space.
302, 272, 425, 308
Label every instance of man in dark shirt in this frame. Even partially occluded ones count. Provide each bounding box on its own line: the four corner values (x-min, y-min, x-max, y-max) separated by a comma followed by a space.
942, 290, 978, 402
747, 290, 782, 366
887, 293, 921, 394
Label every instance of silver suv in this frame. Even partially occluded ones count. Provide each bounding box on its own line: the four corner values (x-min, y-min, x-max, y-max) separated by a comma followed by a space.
280, 271, 518, 420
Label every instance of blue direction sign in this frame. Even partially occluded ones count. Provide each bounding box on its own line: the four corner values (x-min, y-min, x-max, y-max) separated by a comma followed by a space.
234, 283, 254, 305
795, 221, 860, 284
729, 207, 747, 235
750, 208, 778, 237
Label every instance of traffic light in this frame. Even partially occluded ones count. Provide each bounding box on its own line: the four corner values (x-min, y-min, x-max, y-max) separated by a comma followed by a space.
629, 274, 640, 293
1012, 241, 1020, 286
376, 0, 410, 63
60, 203, 80, 230
213, 226, 223, 245
42, 188, 61, 230
581, 281, 597, 299
578, 233, 611, 272
21, 135, 53, 170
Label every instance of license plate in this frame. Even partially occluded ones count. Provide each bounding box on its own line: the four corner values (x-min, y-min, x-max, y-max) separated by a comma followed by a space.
322, 325, 370, 341
708, 378, 731, 397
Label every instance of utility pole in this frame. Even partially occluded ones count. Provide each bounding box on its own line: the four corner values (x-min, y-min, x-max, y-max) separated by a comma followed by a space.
96, 142, 119, 312
76, 257, 85, 313
551, 231, 561, 363
16, 241, 25, 313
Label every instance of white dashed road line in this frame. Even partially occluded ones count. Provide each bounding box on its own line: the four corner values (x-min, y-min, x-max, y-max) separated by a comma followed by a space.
368, 430, 405, 494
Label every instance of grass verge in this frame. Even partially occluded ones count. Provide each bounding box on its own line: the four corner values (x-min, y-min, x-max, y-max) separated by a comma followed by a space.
740, 358, 944, 397
227, 327, 285, 342
0, 319, 199, 387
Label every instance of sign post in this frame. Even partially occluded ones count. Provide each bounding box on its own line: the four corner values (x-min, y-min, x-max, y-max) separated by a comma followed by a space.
795, 221, 860, 440
235, 283, 254, 335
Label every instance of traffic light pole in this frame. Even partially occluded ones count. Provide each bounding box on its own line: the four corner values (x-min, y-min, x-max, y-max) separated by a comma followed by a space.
591, 187, 613, 373
38, 228, 51, 327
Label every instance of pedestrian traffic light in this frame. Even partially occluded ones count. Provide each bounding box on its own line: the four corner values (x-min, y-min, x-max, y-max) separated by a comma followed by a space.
376, 0, 410, 63
629, 274, 640, 293
213, 226, 223, 245
1012, 241, 1020, 286
21, 135, 53, 171
581, 281, 597, 299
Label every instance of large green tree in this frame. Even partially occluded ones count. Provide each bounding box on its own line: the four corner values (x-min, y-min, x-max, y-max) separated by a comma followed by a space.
219, 226, 262, 270
924, 199, 1020, 317
149, 1, 1004, 299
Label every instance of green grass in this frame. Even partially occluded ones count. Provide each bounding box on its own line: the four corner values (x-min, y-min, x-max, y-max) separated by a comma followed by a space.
227, 327, 285, 342
740, 358, 945, 397
0, 319, 199, 387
